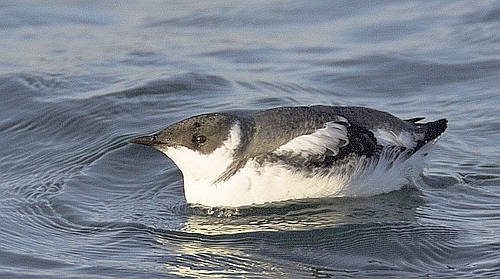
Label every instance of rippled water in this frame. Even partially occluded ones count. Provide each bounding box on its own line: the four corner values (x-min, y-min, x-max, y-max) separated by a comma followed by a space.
1, 1, 499, 278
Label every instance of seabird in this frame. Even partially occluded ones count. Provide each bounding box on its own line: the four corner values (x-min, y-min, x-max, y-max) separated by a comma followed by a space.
131, 105, 447, 207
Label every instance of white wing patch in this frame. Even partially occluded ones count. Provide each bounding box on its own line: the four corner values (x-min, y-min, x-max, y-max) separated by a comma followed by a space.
275, 120, 349, 157
371, 128, 416, 149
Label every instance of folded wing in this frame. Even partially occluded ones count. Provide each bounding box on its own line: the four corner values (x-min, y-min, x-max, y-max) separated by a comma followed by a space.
272, 117, 380, 168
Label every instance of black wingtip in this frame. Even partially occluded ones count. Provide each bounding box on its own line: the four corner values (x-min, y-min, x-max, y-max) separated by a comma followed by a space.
423, 118, 448, 143
412, 118, 447, 151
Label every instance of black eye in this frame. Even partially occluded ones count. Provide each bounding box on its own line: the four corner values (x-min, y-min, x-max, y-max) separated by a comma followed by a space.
192, 135, 207, 144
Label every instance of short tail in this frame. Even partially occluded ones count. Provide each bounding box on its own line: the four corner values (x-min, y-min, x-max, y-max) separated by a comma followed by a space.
414, 119, 448, 151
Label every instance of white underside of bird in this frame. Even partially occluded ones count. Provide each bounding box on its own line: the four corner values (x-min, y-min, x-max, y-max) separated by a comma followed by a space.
160, 122, 435, 207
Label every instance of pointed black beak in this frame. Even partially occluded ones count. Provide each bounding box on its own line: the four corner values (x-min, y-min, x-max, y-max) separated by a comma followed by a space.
130, 135, 162, 146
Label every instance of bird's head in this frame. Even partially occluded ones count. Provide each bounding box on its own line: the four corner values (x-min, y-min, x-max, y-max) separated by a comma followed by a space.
131, 113, 242, 181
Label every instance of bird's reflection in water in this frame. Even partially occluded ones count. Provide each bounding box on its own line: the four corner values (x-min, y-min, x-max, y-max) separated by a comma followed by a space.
153, 186, 432, 278
179, 185, 424, 235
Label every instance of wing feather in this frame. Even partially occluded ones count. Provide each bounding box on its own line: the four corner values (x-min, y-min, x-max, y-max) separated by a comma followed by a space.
274, 121, 349, 158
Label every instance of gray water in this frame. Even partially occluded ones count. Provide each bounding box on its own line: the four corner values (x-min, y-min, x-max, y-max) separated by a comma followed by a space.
1, 1, 499, 278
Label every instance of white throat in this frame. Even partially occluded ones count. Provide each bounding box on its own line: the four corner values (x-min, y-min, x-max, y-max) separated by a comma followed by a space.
158, 122, 242, 202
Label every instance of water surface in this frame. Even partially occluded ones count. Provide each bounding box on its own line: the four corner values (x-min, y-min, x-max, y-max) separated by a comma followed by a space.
1, 0, 499, 278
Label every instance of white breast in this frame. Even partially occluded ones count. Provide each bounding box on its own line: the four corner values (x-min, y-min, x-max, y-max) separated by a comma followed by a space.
158, 122, 242, 203
182, 146, 428, 207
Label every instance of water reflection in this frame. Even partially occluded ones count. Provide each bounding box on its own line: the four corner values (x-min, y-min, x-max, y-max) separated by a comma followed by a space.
152, 186, 463, 278
179, 186, 424, 235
